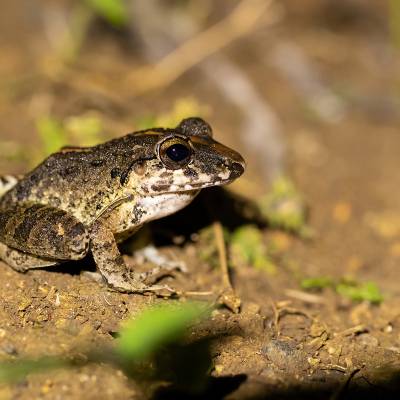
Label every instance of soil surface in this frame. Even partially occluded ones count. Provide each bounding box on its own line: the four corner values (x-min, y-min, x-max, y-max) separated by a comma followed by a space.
1, 1, 400, 399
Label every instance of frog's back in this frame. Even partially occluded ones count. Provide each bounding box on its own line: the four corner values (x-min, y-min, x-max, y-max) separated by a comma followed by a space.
0, 133, 157, 221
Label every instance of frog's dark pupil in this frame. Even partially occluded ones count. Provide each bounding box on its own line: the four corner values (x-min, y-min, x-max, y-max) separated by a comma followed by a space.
166, 143, 190, 162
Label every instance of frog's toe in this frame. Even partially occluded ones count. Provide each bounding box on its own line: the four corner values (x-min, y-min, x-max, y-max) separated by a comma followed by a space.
111, 275, 178, 297
140, 283, 178, 297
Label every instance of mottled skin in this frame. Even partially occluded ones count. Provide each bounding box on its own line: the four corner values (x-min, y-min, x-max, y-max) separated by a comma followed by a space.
0, 118, 245, 293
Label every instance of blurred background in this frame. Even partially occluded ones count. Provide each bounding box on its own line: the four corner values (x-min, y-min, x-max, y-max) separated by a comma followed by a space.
1, 0, 400, 279
1, 0, 400, 294
1, 0, 395, 183
2, 1, 400, 398
2, 1, 400, 298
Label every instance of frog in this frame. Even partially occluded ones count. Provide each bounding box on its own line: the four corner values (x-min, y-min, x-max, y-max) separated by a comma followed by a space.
0, 117, 245, 293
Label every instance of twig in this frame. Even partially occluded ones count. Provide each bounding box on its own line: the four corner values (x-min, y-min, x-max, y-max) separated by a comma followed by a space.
182, 291, 214, 297
335, 325, 368, 337
213, 221, 230, 289
213, 221, 241, 312
270, 300, 280, 337
284, 289, 326, 305
269, 41, 346, 123
133, 0, 285, 182
126, 0, 274, 95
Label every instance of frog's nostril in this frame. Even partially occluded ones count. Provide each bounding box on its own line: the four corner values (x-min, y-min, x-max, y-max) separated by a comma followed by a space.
229, 162, 245, 179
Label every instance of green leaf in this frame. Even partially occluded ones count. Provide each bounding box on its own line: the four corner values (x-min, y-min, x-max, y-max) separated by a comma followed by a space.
301, 276, 334, 290
134, 115, 158, 131
0, 357, 68, 383
336, 281, 384, 304
65, 114, 103, 146
0, 303, 210, 385
258, 176, 311, 237
117, 302, 209, 361
230, 225, 277, 274
84, 0, 128, 27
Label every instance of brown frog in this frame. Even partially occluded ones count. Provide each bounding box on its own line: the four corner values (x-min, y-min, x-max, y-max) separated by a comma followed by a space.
0, 117, 245, 293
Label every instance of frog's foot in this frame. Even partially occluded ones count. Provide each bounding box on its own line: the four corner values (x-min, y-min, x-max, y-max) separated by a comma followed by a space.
90, 222, 180, 296
81, 269, 176, 295
81, 263, 180, 296
108, 270, 178, 296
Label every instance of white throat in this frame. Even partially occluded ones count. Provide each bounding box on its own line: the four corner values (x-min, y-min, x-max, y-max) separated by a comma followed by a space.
136, 190, 200, 223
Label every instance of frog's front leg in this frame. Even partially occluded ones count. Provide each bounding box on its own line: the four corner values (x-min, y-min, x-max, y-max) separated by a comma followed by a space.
90, 220, 174, 294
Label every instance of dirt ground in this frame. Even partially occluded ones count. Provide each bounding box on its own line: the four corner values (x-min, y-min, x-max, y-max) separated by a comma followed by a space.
1, 1, 400, 399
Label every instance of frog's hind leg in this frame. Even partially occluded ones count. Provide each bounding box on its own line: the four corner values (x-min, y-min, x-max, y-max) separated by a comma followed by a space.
0, 242, 58, 272
0, 204, 90, 261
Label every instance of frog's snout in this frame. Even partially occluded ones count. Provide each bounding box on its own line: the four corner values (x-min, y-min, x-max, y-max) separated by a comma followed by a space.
228, 160, 245, 180
224, 147, 246, 180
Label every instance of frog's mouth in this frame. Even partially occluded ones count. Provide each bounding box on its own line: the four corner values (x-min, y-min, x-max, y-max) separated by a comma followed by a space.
150, 177, 234, 195
149, 161, 245, 195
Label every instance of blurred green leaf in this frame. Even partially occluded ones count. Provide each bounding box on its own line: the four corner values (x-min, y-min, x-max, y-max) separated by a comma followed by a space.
0, 302, 211, 386
258, 176, 311, 237
198, 226, 230, 269
389, 0, 400, 48
134, 97, 210, 130
301, 276, 334, 290
135, 115, 158, 131
65, 114, 103, 146
231, 225, 277, 274
35, 116, 68, 156
84, 0, 128, 27
156, 98, 210, 128
0, 358, 68, 383
301, 276, 384, 304
336, 281, 383, 304
33, 113, 105, 166
117, 302, 209, 361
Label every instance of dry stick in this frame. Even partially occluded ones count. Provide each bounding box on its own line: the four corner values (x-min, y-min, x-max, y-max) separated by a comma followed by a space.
283, 289, 326, 305
125, 0, 274, 95
48, 0, 275, 106
170, 222, 234, 301
213, 221, 241, 312
131, 0, 285, 184
213, 221, 231, 289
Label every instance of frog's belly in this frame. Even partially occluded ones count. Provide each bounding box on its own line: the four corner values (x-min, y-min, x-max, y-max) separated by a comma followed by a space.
106, 191, 200, 236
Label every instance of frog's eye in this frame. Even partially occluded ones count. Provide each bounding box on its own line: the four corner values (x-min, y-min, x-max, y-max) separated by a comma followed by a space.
158, 138, 192, 169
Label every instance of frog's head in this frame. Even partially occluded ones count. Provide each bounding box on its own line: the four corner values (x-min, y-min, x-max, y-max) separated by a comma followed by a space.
126, 118, 245, 222
131, 117, 245, 198
127, 118, 245, 224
